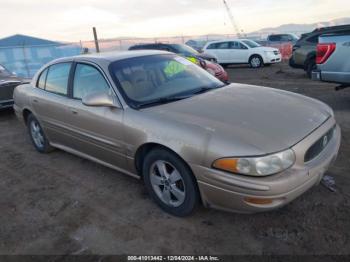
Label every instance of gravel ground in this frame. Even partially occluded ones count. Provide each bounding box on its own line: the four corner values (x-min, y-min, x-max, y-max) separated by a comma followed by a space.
0, 62, 349, 255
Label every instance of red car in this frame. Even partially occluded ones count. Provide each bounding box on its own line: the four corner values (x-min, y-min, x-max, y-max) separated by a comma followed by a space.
202, 59, 229, 83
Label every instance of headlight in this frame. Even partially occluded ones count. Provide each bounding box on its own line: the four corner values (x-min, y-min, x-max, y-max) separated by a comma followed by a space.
212, 149, 295, 176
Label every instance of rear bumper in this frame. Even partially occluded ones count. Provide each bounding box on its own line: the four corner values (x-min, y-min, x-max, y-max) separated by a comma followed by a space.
217, 71, 229, 82
312, 70, 350, 85
289, 57, 304, 69
311, 70, 321, 81
192, 118, 341, 213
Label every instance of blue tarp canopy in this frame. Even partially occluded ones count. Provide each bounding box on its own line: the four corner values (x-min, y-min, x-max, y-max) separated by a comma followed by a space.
0, 34, 81, 78
0, 34, 61, 47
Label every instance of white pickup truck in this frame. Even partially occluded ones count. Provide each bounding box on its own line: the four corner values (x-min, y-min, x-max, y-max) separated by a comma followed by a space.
312, 32, 350, 90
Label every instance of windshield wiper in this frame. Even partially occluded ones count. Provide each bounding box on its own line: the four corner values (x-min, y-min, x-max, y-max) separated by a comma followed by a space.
136, 84, 227, 109
136, 95, 191, 109
191, 84, 226, 95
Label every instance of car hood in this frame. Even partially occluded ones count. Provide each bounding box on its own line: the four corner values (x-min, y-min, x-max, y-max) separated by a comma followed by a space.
197, 53, 216, 60
145, 84, 331, 155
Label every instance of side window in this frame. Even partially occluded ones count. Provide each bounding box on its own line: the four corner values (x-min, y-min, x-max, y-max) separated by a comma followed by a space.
207, 43, 217, 49
45, 63, 71, 95
216, 42, 230, 49
158, 45, 172, 52
73, 63, 110, 99
269, 35, 280, 41
239, 43, 248, 49
229, 41, 241, 49
280, 35, 292, 41
37, 68, 48, 89
307, 35, 319, 43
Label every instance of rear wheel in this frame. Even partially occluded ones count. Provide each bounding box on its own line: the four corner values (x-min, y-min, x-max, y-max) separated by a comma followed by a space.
249, 55, 263, 68
27, 114, 54, 153
143, 148, 199, 216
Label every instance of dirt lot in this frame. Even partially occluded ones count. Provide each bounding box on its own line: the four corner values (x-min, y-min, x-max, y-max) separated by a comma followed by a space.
0, 62, 349, 255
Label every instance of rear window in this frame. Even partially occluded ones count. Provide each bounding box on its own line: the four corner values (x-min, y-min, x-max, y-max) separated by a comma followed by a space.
207, 42, 230, 49
37, 68, 48, 89
306, 35, 319, 43
269, 35, 281, 41
45, 63, 71, 95
0, 64, 12, 77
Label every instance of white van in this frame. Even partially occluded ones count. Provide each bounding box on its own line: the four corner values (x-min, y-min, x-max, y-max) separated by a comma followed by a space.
202, 39, 282, 68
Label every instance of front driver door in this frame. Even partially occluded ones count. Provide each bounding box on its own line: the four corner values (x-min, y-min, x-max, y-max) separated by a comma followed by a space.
65, 62, 127, 171
229, 41, 249, 63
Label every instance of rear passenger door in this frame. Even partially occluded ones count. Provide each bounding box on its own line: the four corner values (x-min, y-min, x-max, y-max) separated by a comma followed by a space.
205, 42, 230, 63
64, 62, 127, 170
31, 62, 73, 145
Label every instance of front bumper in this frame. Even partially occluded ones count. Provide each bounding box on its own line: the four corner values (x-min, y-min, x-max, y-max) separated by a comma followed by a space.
192, 117, 341, 213
264, 53, 282, 64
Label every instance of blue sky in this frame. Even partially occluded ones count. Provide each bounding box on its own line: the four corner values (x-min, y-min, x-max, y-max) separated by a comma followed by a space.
1, 0, 349, 41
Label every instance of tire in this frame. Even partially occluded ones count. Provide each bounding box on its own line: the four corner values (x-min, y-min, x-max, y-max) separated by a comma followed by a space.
27, 114, 54, 153
306, 59, 316, 78
143, 148, 199, 216
249, 55, 263, 68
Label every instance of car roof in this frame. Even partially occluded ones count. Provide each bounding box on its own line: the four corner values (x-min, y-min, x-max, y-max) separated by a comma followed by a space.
205, 39, 241, 44
50, 50, 170, 64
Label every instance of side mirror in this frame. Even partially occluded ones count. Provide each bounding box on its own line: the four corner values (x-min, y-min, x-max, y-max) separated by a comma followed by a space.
82, 91, 121, 108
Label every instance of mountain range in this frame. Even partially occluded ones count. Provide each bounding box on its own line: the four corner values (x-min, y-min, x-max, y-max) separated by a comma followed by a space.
248, 17, 350, 36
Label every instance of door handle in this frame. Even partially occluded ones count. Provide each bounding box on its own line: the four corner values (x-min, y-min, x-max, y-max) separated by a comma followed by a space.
69, 107, 78, 115
33, 99, 38, 103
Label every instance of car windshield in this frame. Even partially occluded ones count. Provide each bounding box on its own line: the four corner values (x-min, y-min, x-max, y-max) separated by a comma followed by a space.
0, 64, 12, 77
171, 44, 199, 56
110, 54, 224, 108
242, 40, 261, 48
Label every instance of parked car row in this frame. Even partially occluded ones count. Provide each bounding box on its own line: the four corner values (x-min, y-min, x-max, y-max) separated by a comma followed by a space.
13, 50, 341, 216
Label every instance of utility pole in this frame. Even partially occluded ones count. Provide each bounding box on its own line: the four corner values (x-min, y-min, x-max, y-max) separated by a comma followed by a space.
93, 27, 100, 53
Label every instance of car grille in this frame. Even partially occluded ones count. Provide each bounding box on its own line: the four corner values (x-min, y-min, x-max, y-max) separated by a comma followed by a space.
304, 126, 335, 162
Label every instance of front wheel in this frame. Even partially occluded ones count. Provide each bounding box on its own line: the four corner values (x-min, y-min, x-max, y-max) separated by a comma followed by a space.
249, 55, 263, 68
143, 148, 199, 216
27, 114, 54, 153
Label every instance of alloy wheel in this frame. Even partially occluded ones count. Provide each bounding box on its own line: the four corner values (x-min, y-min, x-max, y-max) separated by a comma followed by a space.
149, 160, 186, 207
30, 120, 44, 148
251, 57, 261, 68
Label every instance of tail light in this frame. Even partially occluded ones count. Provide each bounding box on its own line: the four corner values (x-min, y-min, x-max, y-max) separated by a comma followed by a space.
316, 43, 336, 64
